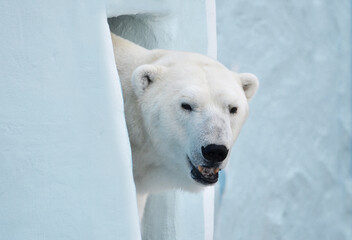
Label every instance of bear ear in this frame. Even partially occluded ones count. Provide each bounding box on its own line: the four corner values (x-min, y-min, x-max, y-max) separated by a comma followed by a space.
238, 73, 259, 101
131, 64, 165, 97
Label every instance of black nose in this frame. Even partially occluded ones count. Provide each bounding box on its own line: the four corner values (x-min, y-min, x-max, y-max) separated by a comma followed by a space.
201, 144, 229, 162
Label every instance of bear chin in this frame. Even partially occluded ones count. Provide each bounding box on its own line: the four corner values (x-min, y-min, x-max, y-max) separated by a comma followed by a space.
187, 158, 219, 185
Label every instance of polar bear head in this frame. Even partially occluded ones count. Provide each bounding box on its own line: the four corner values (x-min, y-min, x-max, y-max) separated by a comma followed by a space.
130, 51, 258, 192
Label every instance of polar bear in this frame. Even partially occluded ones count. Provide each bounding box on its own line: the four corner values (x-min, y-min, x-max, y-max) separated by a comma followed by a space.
110, 33, 258, 217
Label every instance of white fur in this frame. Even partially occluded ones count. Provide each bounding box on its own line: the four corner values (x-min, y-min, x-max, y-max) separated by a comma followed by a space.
110, 33, 258, 217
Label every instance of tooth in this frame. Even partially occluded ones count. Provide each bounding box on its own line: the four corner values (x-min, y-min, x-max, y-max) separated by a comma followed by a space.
198, 166, 203, 172
214, 168, 220, 174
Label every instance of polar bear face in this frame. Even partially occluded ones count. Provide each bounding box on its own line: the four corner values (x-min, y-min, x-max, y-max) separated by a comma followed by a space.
130, 53, 258, 191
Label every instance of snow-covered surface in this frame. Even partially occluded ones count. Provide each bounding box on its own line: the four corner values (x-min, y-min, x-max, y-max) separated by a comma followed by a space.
214, 1, 352, 239
0, 1, 142, 239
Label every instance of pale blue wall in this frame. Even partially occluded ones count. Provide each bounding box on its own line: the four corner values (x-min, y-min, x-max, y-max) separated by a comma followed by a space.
215, 1, 352, 239
0, 1, 143, 239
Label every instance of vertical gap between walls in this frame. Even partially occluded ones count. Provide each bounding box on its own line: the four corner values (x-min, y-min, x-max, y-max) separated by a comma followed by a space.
204, 1, 217, 240
206, 0, 217, 59
350, 0, 352, 176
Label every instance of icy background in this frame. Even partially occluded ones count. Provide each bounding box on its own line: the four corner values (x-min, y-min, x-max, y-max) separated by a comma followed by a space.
214, 1, 352, 240
0, 1, 141, 239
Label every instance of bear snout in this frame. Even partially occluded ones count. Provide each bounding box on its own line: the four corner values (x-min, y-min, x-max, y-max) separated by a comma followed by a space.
201, 144, 229, 163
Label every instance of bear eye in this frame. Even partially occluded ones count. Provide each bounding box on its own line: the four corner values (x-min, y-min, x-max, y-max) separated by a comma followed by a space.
229, 106, 238, 114
181, 103, 193, 111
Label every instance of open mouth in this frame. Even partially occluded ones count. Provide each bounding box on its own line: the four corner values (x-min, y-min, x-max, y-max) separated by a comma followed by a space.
188, 158, 220, 185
